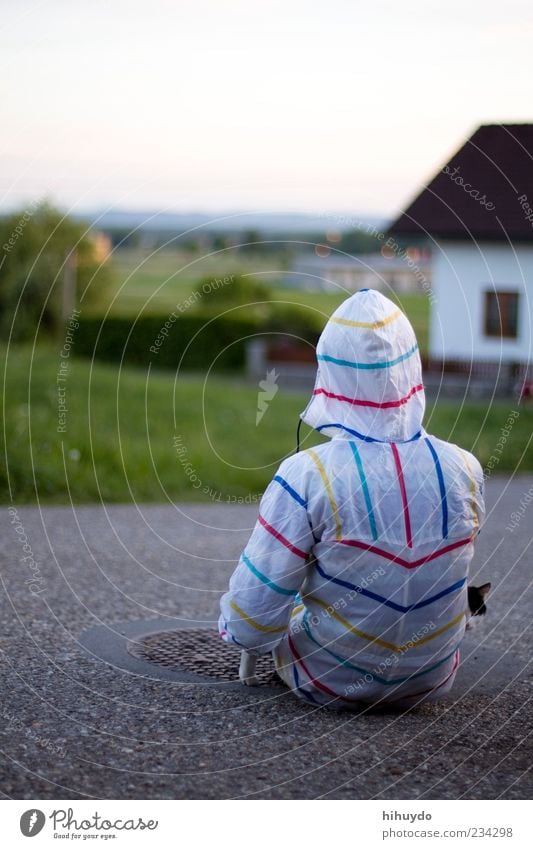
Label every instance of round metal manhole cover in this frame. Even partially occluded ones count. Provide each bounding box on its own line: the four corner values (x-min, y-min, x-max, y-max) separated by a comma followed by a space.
127, 628, 281, 685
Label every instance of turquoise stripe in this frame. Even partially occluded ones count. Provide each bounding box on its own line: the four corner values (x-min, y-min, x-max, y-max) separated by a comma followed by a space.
317, 343, 418, 370
302, 613, 458, 685
350, 442, 378, 540
242, 553, 298, 596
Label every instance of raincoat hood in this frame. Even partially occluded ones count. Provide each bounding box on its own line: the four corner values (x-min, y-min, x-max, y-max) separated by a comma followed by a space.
301, 289, 425, 443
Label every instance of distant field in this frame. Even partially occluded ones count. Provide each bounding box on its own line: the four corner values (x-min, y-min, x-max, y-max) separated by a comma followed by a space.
90, 247, 289, 316
89, 247, 430, 353
2, 345, 530, 505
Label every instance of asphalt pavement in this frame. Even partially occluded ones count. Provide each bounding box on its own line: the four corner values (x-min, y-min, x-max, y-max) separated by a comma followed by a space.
0, 476, 531, 799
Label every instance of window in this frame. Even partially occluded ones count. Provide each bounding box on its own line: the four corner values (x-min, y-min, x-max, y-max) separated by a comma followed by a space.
484, 291, 519, 339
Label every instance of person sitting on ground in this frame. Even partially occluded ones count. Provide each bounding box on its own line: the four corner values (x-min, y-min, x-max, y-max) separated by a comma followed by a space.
219, 289, 485, 708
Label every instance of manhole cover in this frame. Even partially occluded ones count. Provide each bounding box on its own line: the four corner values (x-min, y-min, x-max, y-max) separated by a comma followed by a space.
127, 628, 281, 685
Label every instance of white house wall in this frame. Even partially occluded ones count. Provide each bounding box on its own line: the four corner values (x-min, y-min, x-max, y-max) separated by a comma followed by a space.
430, 241, 533, 363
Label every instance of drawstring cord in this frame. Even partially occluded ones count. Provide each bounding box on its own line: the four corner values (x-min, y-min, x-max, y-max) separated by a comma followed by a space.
295, 418, 303, 453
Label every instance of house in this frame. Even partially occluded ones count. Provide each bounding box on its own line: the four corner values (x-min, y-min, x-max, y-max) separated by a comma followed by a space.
388, 123, 533, 389
286, 251, 431, 295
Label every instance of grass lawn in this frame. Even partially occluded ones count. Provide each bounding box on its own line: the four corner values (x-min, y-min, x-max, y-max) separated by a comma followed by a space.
92, 247, 289, 317
2, 346, 531, 505
89, 246, 430, 354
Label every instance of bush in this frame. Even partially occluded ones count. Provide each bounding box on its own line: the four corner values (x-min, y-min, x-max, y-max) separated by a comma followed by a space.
195, 273, 271, 307
75, 313, 260, 371
0, 201, 114, 341
75, 304, 320, 372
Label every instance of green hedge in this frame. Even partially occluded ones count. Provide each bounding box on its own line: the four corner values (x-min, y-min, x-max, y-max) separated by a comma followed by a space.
75, 305, 320, 372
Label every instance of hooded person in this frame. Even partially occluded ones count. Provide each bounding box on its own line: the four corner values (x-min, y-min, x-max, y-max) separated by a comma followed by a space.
219, 289, 485, 708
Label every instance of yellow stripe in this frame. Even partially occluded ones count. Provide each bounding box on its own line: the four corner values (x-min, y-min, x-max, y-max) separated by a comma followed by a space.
415, 611, 466, 647
330, 309, 401, 330
306, 595, 397, 650
306, 595, 465, 653
307, 449, 342, 539
229, 600, 287, 634
291, 604, 304, 617
461, 451, 479, 530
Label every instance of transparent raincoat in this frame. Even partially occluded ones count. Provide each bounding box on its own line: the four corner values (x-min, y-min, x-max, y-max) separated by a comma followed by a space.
219, 289, 485, 707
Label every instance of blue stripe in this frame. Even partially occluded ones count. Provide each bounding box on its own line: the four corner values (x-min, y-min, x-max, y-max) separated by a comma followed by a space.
349, 442, 378, 540
317, 343, 418, 371
316, 423, 422, 443
293, 657, 320, 704
221, 621, 247, 650
273, 475, 307, 508
242, 553, 298, 596
315, 562, 466, 612
302, 613, 459, 685
424, 437, 449, 539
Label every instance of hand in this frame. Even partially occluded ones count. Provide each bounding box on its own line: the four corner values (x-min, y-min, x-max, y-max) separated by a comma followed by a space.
239, 650, 260, 686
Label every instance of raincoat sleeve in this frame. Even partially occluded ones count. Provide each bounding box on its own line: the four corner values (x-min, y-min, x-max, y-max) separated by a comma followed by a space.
461, 448, 486, 536
218, 454, 315, 655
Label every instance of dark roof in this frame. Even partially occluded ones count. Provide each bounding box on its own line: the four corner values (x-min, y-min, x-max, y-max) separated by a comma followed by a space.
388, 124, 533, 241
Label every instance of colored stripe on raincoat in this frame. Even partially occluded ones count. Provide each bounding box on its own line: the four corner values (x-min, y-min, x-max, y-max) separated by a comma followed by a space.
242, 553, 299, 596
314, 561, 466, 612
307, 449, 342, 539
302, 612, 460, 685
316, 422, 422, 443
258, 514, 308, 559
424, 437, 449, 538
349, 441, 378, 540
273, 475, 307, 508
305, 594, 465, 651
461, 450, 480, 530
317, 342, 419, 371
288, 633, 358, 703
389, 650, 460, 702
391, 443, 413, 548
330, 309, 401, 330
312, 383, 423, 409
336, 535, 473, 568
229, 600, 287, 634
292, 652, 325, 704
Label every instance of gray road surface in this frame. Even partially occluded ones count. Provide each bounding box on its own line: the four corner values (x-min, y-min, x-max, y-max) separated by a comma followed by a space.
0, 476, 531, 799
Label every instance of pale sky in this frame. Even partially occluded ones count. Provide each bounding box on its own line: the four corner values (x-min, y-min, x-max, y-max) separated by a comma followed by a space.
2, 0, 533, 219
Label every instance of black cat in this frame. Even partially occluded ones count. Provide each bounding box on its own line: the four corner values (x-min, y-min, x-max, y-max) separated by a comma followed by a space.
466, 582, 491, 629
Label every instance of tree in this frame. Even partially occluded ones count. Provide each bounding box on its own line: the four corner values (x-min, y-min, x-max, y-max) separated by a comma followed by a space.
0, 201, 114, 341
196, 273, 271, 308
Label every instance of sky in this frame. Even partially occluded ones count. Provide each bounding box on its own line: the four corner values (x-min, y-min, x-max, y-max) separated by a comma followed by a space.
2, 0, 533, 220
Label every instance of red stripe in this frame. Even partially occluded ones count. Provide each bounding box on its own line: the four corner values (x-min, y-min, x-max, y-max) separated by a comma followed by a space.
258, 514, 307, 559
312, 383, 423, 409
391, 443, 413, 548
288, 634, 359, 702
289, 637, 459, 707
337, 536, 473, 568
393, 650, 460, 701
